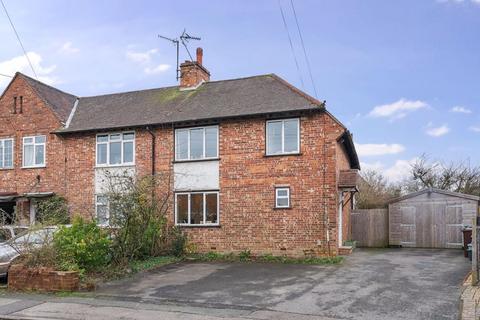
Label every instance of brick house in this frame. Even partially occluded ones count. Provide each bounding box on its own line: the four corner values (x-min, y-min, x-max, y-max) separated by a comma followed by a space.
0, 48, 360, 256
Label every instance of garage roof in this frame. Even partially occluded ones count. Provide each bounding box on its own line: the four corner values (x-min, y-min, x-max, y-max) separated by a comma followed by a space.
388, 188, 480, 204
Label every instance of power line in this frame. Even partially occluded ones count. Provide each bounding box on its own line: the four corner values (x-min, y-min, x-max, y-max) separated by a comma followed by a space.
0, 73, 13, 78
278, 0, 305, 90
0, 0, 37, 79
290, 0, 318, 99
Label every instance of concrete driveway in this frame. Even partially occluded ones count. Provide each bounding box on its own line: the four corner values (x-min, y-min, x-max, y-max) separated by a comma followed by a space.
97, 249, 470, 320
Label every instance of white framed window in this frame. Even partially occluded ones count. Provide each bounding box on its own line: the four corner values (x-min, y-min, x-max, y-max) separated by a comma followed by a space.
95, 195, 109, 226
175, 126, 218, 161
266, 118, 300, 155
175, 192, 219, 226
96, 132, 135, 166
275, 187, 290, 208
0, 138, 14, 169
23, 135, 45, 168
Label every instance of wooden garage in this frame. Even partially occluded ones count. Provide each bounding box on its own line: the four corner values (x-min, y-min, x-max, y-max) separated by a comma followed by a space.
389, 188, 479, 248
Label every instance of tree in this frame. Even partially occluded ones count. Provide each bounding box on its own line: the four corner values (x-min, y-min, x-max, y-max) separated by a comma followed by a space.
409, 155, 480, 196
356, 169, 401, 209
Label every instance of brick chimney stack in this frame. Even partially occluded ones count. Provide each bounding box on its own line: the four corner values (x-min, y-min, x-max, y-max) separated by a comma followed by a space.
179, 47, 210, 90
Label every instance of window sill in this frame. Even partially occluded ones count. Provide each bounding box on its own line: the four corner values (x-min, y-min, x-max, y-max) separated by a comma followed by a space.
95, 164, 135, 169
173, 158, 220, 164
176, 224, 221, 228
21, 165, 46, 169
273, 207, 293, 210
264, 153, 302, 158
0, 168, 14, 171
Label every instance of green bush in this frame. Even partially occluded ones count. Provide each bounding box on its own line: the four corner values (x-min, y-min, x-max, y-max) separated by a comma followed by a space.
54, 216, 111, 273
36, 196, 70, 225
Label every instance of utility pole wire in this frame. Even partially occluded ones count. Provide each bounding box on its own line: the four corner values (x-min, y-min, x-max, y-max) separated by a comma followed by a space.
278, 0, 305, 90
0, 0, 37, 79
290, 0, 318, 99
0, 73, 13, 78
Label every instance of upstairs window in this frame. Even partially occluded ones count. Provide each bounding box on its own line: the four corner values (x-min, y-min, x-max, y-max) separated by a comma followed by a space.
23, 136, 45, 168
175, 126, 218, 161
0, 138, 13, 169
96, 132, 135, 166
266, 118, 300, 155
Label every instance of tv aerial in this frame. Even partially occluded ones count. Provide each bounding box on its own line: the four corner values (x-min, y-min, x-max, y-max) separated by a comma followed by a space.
158, 29, 201, 80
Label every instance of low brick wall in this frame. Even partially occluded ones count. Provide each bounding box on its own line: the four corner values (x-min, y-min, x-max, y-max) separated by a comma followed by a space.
8, 264, 79, 292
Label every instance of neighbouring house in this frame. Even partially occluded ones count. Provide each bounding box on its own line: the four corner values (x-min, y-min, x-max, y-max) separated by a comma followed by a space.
0, 48, 360, 256
389, 188, 480, 249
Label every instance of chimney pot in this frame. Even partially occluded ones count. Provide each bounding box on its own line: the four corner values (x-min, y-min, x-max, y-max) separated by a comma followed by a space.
196, 47, 203, 65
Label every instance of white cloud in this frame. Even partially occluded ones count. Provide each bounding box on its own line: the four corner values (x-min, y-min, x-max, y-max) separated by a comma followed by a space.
368, 98, 428, 120
470, 126, 480, 132
59, 41, 79, 54
361, 158, 418, 183
426, 124, 450, 137
144, 64, 170, 75
355, 143, 405, 157
126, 49, 158, 64
450, 106, 472, 114
0, 52, 57, 88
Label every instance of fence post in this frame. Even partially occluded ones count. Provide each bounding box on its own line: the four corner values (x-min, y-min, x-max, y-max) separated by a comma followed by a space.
473, 217, 479, 286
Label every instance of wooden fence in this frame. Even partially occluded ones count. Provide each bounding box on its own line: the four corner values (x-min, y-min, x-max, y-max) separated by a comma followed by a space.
351, 209, 389, 248
472, 217, 480, 285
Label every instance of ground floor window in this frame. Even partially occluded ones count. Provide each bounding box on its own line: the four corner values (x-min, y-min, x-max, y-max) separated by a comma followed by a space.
175, 192, 219, 226
275, 187, 290, 208
95, 195, 109, 226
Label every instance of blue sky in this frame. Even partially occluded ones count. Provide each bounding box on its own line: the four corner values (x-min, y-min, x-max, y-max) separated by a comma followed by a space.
1, 0, 479, 181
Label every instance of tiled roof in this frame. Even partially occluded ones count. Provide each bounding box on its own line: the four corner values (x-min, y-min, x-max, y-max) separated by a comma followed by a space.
19, 73, 77, 123
339, 170, 361, 188
61, 74, 323, 133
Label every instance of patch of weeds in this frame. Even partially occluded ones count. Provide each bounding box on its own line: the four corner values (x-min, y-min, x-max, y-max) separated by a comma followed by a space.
238, 250, 252, 261
129, 256, 181, 273
189, 251, 343, 265
54, 291, 90, 298
258, 254, 343, 265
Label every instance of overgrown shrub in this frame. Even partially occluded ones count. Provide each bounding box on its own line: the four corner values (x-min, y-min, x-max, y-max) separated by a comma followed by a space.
53, 216, 111, 273
36, 196, 70, 225
104, 172, 185, 264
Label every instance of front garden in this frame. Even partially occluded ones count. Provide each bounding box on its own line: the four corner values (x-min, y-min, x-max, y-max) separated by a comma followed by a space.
7, 173, 342, 292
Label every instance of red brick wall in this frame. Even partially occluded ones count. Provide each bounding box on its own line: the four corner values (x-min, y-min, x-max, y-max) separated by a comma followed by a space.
63, 132, 96, 217
182, 112, 347, 257
8, 264, 79, 292
0, 76, 67, 222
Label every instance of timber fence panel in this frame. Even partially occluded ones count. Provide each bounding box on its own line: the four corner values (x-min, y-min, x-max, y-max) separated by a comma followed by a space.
351, 209, 389, 248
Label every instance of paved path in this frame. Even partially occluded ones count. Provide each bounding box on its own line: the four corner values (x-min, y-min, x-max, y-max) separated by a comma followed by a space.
0, 249, 470, 319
